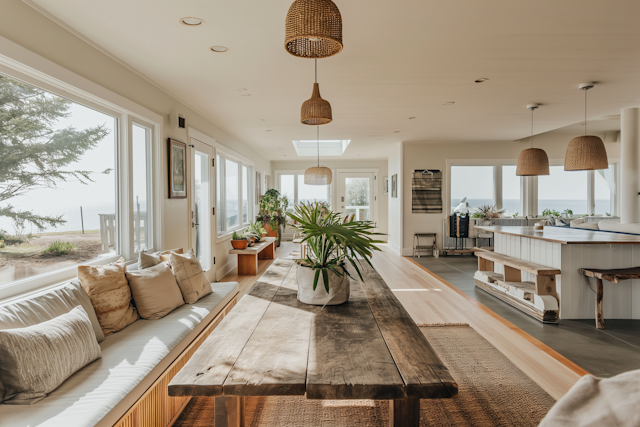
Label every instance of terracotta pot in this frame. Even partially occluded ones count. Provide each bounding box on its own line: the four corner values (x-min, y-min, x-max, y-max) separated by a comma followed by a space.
262, 223, 278, 238
231, 239, 248, 250
296, 265, 350, 306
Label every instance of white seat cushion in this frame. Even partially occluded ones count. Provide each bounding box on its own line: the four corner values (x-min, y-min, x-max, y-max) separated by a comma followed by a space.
0, 282, 238, 427
598, 220, 640, 235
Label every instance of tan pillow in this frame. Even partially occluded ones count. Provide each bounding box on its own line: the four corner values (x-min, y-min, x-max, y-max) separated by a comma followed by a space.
159, 247, 184, 263
138, 251, 163, 269
169, 251, 212, 304
0, 306, 101, 405
126, 263, 184, 319
77, 258, 139, 336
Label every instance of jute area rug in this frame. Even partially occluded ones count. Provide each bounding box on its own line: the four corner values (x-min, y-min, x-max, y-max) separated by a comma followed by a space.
174, 325, 556, 427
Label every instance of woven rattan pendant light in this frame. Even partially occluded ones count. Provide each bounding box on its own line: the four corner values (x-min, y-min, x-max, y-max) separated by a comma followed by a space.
301, 59, 332, 125
517, 104, 549, 176
304, 126, 333, 185
285, 0, 343, 58
565, 83, 609, 171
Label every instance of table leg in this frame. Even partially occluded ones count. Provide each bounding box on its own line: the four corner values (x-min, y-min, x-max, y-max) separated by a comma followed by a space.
215, 396, 244, 427
237, 254, 257, 276
596, 278, 605, 329
389, 397, 419, 427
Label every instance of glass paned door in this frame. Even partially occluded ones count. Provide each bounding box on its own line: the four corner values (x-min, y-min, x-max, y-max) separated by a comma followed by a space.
338, 172, 375, 224
191, 138, 214, 279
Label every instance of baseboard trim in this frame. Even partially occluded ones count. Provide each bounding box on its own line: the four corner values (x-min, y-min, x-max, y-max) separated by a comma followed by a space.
216, 260, 236, 282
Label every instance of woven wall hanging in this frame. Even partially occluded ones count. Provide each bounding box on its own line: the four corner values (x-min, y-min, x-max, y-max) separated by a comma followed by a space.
412, 170, 443, 213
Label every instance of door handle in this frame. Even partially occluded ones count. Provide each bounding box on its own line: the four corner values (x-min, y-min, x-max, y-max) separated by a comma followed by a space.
192, 222, 200, 228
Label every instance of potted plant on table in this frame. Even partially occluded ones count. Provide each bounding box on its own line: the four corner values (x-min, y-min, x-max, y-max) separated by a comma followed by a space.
230, 231, 249, 250
245, 221, 267, 243
288, 203, 384, 306
256, 189, 289, 247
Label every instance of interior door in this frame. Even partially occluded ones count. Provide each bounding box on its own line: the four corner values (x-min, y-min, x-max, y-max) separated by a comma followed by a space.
338, 172, 376, 227
190, 137, 215, 282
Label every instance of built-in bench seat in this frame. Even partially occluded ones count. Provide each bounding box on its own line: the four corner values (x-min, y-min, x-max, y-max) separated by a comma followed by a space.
0, 281, 239, 427
473, 250, 560, 323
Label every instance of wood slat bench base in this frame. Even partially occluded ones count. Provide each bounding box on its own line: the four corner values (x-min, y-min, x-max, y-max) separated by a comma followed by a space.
474, 251, 561, 276
113, 295, 238, 427
474, 278, 559, 323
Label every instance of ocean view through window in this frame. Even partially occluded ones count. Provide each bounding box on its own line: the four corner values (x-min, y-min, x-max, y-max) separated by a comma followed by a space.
0, 74, 117, 287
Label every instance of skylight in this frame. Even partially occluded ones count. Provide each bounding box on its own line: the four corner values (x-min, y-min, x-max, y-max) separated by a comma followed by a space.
292, 140, 351, 157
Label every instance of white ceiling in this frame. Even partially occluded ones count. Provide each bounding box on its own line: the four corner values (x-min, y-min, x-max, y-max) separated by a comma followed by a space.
27, 0, 640, 160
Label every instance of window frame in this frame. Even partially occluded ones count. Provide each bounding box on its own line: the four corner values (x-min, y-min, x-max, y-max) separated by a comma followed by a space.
446, 159, 620, 218
0, 39, 163, 300
275, 170, 333, 211
216, 152, 253, 237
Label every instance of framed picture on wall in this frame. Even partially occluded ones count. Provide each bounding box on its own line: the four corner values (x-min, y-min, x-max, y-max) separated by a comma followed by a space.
391, 174, 397, 198
168, 138, 187, 199
256, 171, 262, 204
383, 176, 389, 195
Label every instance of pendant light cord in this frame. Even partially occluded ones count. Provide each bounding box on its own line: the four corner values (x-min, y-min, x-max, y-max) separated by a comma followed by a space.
531, 108, 534, 149
317, 125, 320, 167
584, 88, 588, 136
315, 58, 317, 84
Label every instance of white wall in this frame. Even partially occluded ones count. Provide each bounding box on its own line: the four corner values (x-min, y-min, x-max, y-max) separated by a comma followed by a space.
0, 1, 271, 280
271, 159, 389, 238
400, 133, 621, 255
387, 143, 403, 255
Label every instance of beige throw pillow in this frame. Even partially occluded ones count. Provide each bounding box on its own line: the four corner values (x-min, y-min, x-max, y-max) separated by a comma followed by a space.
160, 248, 184, 263
77, 258, 139, 336
126, 263, 184, 319
138, 251, 163, 270
0, 306, 101, 405
169, 251, 212, 304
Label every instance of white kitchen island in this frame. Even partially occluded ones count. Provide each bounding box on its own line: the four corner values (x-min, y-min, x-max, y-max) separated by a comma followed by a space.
474, 226, 640, 320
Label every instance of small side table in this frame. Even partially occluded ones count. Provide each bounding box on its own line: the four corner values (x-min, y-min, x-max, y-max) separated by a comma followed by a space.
580, 267, 640, 329
413, 233, 437, 258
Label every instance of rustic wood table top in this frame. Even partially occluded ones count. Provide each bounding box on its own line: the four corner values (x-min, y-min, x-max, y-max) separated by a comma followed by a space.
168, 258, 457, 425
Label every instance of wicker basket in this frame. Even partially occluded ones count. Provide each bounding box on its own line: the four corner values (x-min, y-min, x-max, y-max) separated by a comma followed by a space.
516, 148, 550, 176
564, 135, 609, 171
285, 0, 343, 58
301, 83, 332, 125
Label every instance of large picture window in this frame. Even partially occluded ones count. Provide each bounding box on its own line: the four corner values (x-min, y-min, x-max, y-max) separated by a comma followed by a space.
538, 167, 588, 215
0, 74, 118, 288
277, 172, 330, 213
450, 166, 494, 211
216, 154, 252, 235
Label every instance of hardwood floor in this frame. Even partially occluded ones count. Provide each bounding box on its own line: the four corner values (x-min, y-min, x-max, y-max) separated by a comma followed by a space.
219, 242, 582, 400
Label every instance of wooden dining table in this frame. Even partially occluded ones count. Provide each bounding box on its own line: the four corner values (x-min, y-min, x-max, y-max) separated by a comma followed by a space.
168, 259, 458, 426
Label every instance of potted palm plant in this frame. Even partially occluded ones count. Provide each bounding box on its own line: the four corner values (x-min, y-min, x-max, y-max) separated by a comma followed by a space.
288, 203, 384, 306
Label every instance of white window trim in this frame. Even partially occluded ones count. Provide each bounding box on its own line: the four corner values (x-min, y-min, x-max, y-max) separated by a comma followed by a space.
0, 35, 163, 300
446, 158, 621, 219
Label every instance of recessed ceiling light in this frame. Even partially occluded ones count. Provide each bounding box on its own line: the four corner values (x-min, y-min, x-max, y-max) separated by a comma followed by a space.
394, 131, 401, 133
443, 102, 455, 105
409, 117, 416, 120
180, 17, 204, 26
475, 78, 489, 83
210, 46, 229, 53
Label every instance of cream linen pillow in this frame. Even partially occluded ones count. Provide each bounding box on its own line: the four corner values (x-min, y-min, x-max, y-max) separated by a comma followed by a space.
169, 251, 212, 304
138, 251, 163, 270
77, 258, 139, 336
160, 248, 184, 263
0, 306, 101, 405
125, 263, 184, 319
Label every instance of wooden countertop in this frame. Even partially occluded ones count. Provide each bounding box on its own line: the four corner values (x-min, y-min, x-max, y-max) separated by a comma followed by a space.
475, 226, 640, 245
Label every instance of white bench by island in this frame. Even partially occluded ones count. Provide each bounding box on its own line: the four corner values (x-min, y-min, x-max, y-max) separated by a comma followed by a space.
474, 226, 640, 321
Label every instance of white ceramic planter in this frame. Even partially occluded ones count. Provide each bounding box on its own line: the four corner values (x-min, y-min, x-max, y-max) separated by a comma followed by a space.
296, 265, 350, 306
